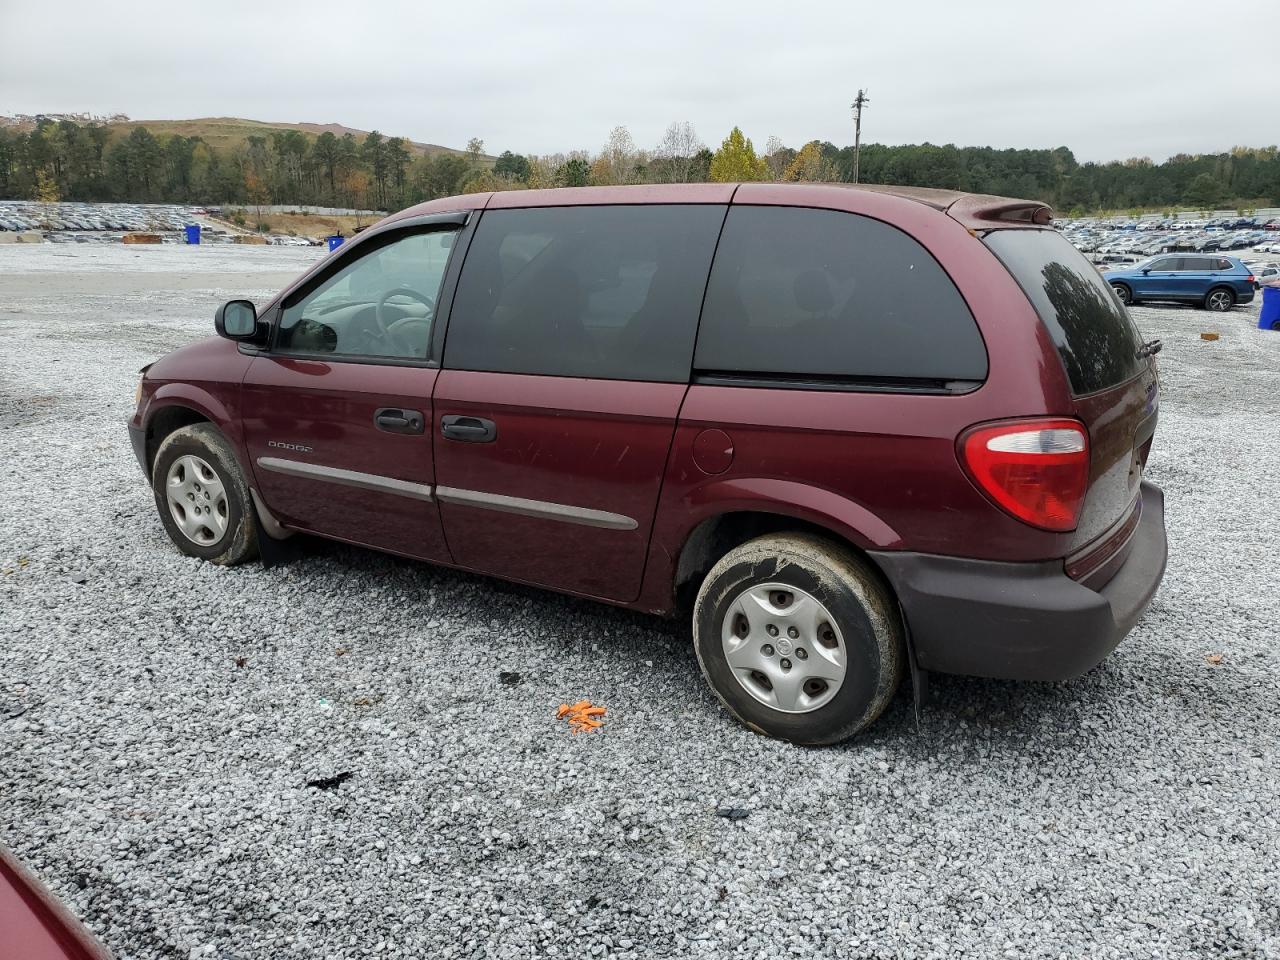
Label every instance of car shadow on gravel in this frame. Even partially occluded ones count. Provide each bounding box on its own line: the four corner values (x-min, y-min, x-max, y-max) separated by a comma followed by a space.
258, 537, 1161, 760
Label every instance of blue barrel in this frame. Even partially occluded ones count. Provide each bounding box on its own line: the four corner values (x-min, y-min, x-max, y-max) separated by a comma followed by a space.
184, 224, 201, 245
326, 235, 344, 252
1259, 286, 1280, 331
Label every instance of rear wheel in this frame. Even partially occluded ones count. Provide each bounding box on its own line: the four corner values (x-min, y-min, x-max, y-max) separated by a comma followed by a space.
1271, 319, 1280, 331
1110, 282, 1133, 305
151, 423, 258, 565
1204, 287, 1235, 312
692, 533, 904, 745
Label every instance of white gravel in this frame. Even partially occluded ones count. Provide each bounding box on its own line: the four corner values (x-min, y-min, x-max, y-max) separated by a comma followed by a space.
1, 244, 1278, 960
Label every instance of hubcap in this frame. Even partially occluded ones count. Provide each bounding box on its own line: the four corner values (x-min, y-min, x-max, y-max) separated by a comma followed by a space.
1208, 291, 1231, 311
720, 582, 846, 714
165, 454, 229, 546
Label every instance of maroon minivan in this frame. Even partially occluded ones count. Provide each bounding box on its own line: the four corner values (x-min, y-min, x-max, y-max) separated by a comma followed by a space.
128, 183, 1167, 744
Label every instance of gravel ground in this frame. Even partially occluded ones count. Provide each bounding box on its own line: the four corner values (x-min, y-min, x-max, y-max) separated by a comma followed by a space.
1, 244, 1278, 960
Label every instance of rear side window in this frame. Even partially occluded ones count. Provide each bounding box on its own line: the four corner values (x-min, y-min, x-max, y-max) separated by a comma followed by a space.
694, 206, 987, 385
984, 229, 1144, 396
445, 205, 725, 382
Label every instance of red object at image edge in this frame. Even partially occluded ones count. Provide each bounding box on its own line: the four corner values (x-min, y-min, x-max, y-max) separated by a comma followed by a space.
0, 846, 112, 960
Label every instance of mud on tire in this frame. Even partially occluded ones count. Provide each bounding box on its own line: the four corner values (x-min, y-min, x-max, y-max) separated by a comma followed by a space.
692, 533, 904, 746
151, 423, 259, 566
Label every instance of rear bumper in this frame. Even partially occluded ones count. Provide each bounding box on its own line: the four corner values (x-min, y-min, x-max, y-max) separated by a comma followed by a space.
870, 481, 1167, 681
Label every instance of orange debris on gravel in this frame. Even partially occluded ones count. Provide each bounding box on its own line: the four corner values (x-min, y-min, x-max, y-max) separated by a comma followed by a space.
556, 699, 607, 734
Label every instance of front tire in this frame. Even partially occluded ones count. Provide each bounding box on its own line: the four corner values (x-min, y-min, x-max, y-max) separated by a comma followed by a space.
1111, 283, 1133, 306
1204, 287, 1235, 312
692, 533, 904, 745
151, 423, 259, 565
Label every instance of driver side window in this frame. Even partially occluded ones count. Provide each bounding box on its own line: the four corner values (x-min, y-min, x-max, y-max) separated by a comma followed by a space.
277, 229, 458, 360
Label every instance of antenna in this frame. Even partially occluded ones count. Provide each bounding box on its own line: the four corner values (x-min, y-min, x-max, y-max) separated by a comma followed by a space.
852, 89, 870, 184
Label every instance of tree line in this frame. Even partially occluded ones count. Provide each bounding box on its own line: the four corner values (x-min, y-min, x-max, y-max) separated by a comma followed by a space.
2, 117, 1278, 215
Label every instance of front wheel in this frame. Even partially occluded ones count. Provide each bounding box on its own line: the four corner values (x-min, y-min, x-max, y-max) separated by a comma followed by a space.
1111, 283, 1133, 305
692, 533, 904, 745
151, 423, 259, 565
1204, 287, 1236, 312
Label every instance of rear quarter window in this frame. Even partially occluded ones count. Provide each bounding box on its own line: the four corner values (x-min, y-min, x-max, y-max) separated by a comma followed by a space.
984, 228, 1145, 396
693, 206, 987, 386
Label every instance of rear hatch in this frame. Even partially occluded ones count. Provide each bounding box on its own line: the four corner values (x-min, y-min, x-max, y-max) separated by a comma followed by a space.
983, 228, 1158, 582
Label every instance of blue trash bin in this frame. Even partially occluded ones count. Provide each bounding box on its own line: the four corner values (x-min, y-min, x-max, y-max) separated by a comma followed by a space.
1259, 285, 1280, 331
326, 235, 344, 252
184, 224, 201, 245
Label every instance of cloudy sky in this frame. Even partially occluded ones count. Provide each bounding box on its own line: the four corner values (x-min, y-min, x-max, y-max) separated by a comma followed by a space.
2, 0, 1272, 163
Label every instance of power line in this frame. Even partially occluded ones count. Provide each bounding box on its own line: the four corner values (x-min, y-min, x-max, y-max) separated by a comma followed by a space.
851, 89, 870, 184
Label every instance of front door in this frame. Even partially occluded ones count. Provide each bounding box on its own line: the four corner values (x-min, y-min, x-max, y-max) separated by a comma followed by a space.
242, 221, 465, 561
432, 203, 726, 602
1134, 255, 1182, 298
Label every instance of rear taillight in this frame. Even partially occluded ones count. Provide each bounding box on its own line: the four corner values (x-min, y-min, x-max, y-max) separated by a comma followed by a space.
959, 418, 1090, 532
1246, 275, 1256, 284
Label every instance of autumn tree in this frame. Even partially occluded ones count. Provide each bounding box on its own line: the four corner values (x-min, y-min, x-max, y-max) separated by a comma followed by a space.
466, 137, 485, 166
244, 170, 270, 228
709, 127, 767, 183
592, 127, 642, 185
783, 141, 836, 182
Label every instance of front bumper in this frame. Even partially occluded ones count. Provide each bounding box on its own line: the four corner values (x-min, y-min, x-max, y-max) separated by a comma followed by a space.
870, 481, 1168, 681
128, 422, 148, 477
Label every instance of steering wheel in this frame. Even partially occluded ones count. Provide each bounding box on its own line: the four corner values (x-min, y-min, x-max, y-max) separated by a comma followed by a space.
375, 287, 435, 352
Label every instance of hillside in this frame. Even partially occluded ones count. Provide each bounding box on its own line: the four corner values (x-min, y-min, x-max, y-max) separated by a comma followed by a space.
104, 116, 473, 158
1, 113, 478, 159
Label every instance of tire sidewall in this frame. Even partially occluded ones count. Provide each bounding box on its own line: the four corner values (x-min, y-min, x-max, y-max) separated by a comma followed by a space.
1111, 283, 1131, 305
694, 545, 897, 745
151, 426, 253, 564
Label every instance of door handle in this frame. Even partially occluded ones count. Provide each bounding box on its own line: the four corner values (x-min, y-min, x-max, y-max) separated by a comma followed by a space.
374, 408, 425, 434
441, 415, 497, 443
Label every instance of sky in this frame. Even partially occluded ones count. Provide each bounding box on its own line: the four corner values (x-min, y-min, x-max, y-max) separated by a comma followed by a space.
1, 0, 1274, 163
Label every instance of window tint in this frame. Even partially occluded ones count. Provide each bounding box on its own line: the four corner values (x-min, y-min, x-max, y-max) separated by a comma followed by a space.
445, 205, 724, 381
984, 229, 1145, 396
278, 229, 457, 360
1148, 257, 1179, 271
1214, 257, 1233, 271
694, 206, 987, 383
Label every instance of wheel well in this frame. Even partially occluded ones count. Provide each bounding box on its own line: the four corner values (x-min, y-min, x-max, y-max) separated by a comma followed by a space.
144, 406, 209, 475
673, 511, 886, 615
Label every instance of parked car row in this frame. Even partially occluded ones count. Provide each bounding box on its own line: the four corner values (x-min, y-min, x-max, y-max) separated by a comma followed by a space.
0, 200, 201, 233
1057, 213, 1280, 269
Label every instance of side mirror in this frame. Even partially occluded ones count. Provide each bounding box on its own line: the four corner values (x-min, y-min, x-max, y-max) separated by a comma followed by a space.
1141, 269, 1151, 275
215, 299, 258, 340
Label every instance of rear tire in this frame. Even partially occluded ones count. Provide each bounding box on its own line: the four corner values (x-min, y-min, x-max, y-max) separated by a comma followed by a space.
692, 533, 904, 745
151, 423, 259, 565
1111, 283, 1133, 305
1204, 287, 1235, 312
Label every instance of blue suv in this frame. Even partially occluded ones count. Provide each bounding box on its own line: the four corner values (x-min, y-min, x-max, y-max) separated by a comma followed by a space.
1105, 255, 1255, 312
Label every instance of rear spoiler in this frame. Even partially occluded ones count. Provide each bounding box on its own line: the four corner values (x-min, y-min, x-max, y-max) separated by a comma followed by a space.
946, 194, 1054, 230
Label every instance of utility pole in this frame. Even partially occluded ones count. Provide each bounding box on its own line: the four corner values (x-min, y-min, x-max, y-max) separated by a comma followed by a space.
851, 89, 870, 184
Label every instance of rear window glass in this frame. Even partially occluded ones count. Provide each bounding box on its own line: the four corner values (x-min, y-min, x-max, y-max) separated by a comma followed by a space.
984, 229, 1145, 396
445, 205, 724, 382
694, 206, 987, 384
